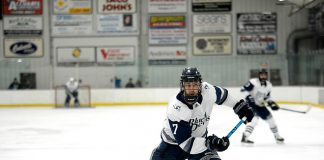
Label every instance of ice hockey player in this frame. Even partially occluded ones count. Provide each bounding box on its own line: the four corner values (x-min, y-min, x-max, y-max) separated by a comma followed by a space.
64, 77, 80, 107
150, 67, 254, 160
241, 69, 285, 144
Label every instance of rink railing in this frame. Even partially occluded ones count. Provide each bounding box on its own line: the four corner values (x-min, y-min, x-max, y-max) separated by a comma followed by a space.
0, 87, 323, 108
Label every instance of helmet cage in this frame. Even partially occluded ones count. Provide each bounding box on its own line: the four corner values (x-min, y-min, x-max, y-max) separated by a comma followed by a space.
258, 69, 268, 82
180, 67, 202, 104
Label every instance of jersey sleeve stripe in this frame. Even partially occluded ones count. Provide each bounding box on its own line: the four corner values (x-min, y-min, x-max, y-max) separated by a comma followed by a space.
243, 81, 254, 91
218, 88, 228, 105
215, 86, 221, 104
214, 86, 228, 105
180, 137, 195, 153
162, 129, 176, 143
180, 137, 208, 154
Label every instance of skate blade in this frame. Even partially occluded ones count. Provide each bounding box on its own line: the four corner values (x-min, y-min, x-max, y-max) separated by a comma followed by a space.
241, 142, 254, 147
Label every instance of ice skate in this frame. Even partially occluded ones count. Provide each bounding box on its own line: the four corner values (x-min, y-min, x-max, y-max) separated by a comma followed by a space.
241, 134, 254, 144
74, 102, 80, 108
275, 135, 285, 144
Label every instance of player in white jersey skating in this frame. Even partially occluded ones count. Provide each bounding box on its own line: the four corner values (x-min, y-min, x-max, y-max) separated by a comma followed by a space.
150, 67, 254, 160
241, 69, 284, 144
64, 77, 80, 107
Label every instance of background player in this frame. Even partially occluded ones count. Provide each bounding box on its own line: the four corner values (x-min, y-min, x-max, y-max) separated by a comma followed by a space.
241, 69, 284, 144
64, 77, 80, 107
150, 67, 254, 160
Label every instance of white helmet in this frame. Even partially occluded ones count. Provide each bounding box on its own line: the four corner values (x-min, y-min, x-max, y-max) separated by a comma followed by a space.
69, 77, 75, 82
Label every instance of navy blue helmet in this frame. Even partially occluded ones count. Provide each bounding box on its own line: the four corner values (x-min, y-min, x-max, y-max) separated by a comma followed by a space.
180, 67, 202, 104
181, 67, 202, 83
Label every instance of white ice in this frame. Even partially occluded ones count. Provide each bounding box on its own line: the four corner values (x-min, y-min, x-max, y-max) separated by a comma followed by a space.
0, 104, 323, 160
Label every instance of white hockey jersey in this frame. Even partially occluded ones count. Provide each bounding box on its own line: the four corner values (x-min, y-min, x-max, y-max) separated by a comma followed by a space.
65, 80, 79, 93
161, 82, 239, 154
241, 78, 272, 106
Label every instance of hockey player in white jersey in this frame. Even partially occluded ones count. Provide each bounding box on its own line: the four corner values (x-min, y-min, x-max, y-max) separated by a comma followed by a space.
241, 69, 284, 144
150, 67, 254, 160
64, 77, 80, 107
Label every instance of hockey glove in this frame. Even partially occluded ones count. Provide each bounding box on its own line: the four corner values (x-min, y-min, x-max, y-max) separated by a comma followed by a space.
205, 134, 230, 152
233, 100, 254, 124
268, 100, 279, 111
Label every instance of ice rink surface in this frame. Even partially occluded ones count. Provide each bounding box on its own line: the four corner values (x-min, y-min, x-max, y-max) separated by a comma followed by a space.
0, 104, 323, 160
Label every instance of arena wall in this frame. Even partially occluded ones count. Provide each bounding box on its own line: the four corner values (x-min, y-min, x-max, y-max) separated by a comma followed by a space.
0, 87, 323, 108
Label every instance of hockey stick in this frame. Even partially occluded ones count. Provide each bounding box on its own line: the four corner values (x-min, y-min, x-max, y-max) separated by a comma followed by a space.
226, 117, 247, 138
279, 107, 311, 114
263, 101, 311, 114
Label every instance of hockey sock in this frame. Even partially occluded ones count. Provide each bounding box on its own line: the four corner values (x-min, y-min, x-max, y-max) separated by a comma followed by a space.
243, 116, 259, 137
243, 125, 254, 137
266, 117, 280, 136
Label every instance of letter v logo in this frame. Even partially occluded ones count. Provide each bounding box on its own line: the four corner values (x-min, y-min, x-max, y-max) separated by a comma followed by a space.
101, 49, 108, 59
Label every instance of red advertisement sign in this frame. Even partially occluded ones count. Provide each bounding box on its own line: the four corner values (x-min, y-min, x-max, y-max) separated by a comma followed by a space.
2, 0, 43, 15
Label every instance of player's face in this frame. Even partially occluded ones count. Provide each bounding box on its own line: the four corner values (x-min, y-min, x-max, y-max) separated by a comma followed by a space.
259, 73, 268, 81
183, 81, 200, 96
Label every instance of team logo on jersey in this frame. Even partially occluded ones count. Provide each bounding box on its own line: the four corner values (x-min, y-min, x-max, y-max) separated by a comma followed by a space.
189, 112, 210, 131
173, 104, 181, 111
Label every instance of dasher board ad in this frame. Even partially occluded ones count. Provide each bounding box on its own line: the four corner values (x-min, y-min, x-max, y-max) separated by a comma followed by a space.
2, 0, 43, 15
3, 16, 43, 35
96, 46, 135, 65
97, 14, 138, 33
98, 0, 136, 13
192, 0, 231, 12
149, 15, 187, 45
193, 35, 232, 55
237, 12, 277, 33
148, 0, 187, 13
4, 38, 43, 58
148, 46, 187, 65
53, 0, 92, 14
193, 14, 231, 33
52, 15, 93, 35
56, 47, 96, 63
237, 34, 277, 54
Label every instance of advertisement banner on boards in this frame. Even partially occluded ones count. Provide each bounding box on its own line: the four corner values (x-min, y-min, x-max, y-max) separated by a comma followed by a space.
52, 15, 93, 35
98, 0, 136, 13
148, 0, 187, 13
0, 1, 2, 19
96, 46, 135, 65
148, 46, 187, 65
193, 14, 231, 33
192, 0, 231, 12
237, 34, 277, 54
97, 14, 138, 33
56, 47, 96, 63
149, 15, 187, 45
53, 0, 92, 14
237, 12, 277, 33
2, 0, 43, 15
193, 35, 232, 55
3, 16, 43, 35
4, 38, 43, 58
